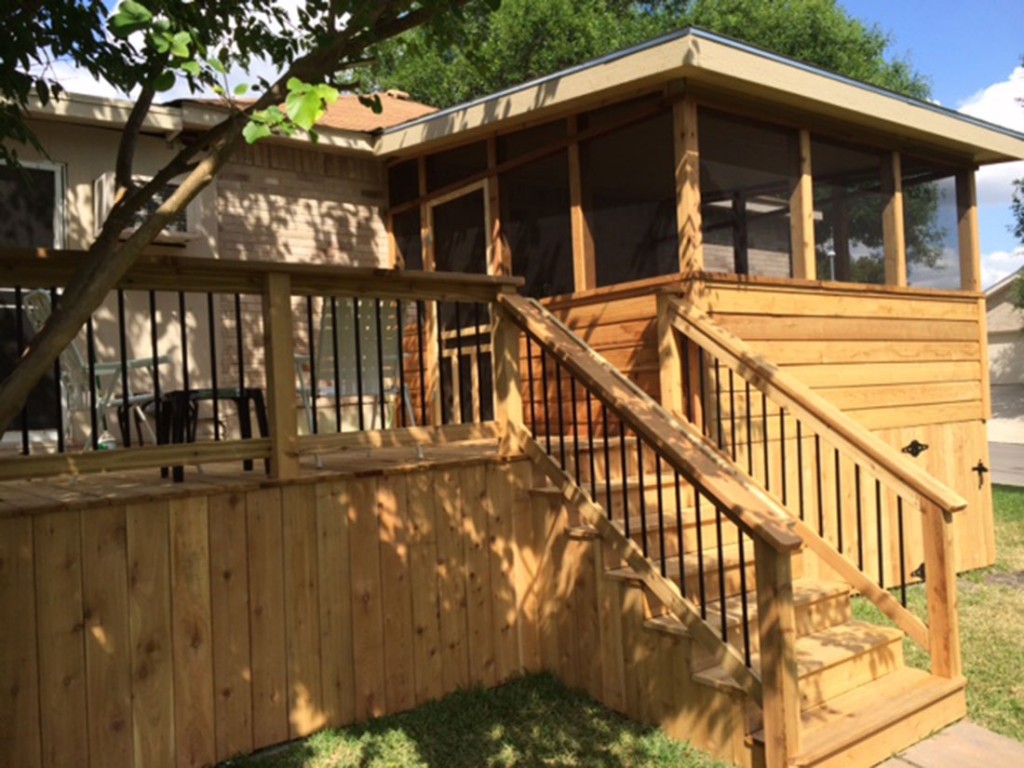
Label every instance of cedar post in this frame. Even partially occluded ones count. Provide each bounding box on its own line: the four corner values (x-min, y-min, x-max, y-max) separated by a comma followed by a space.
790, 129, 816, 280
492, 299, 524, 456
657, 291, 685, 418
755, 538, 801, 766
921, 500, 962, 678
262, 272, 300, 479
882, 151, 907, 287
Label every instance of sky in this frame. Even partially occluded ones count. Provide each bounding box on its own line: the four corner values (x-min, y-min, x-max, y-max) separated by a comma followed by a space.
41, 1, 1024, 287
841, 0, 1024, 287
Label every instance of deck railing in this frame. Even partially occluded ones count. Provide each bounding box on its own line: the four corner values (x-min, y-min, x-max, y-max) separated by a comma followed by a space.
658, 292, 965, 680
0, 249, 519, 481
495, 292, 804, 764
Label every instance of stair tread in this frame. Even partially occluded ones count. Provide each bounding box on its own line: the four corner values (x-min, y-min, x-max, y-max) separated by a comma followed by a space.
777, 668, 966, 765
692, 620, 903, 688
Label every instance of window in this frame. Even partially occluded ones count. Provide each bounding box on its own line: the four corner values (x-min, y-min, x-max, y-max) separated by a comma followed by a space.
902, 157, 962, 290
699, 109, 799, 277
93, 171, 199, 242
811, 138, 887, 284
582, 111, 678, 287
0, 161, 64, 437
425, 141, 487, 192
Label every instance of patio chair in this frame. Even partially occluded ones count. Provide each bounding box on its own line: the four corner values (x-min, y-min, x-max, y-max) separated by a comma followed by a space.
22, 289, 170, 448
296, 296, 416, 447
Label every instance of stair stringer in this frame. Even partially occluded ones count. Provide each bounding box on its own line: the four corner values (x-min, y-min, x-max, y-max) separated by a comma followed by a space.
523, 434, 763, 768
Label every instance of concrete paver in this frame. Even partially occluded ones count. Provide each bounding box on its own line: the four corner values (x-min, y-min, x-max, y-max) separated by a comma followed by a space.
990, 442, 1024, 487
878, 721, 1024, 767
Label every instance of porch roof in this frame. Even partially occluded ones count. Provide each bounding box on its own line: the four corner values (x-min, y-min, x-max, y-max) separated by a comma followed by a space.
376, 27, 1024, 166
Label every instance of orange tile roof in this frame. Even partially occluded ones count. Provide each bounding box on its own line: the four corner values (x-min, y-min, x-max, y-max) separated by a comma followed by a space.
184, 90, 436, 133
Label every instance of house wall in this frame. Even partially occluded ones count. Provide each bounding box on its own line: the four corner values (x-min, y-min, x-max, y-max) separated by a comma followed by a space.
987, 292, 1023, 444
0, 456, 538, 768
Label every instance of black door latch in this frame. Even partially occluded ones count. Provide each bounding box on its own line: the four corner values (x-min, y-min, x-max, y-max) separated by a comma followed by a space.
902, 439, 929, 458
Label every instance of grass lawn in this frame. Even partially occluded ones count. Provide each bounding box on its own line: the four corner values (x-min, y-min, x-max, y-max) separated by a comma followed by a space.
853, 483, 1024, 741
219, 674, 729, 768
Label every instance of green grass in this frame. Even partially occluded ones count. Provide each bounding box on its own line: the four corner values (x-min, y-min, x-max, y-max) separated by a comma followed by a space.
219, 674, 729, 768
853, 484, 1024, 741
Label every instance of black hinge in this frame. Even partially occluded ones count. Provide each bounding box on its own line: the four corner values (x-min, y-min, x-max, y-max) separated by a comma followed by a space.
973, 460, 989, 486
902, 439, 929, 458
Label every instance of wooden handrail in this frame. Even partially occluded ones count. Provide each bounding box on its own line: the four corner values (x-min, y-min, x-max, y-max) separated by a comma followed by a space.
497, 293, 802, 554
663, 294, 967, 516
0, 249, 523, 303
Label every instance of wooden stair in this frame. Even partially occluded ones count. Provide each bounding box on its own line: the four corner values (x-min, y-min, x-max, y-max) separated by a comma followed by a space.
527, 462, 965, 768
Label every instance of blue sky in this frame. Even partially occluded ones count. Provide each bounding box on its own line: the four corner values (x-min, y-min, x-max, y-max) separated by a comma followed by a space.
842, 0, 1024, 286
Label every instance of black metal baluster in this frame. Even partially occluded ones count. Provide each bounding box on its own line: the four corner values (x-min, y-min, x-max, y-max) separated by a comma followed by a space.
728, 369, 737, 461
714, 359, 724, 451
331, 297, 341, 430
674, 472, 686, 598
117, 289, 131, 447
897, 497, 907, 607
526, 334, 537, 435
603, 405, 613, 519
876, 480, 885, 588
695, 493, 707, 619
207, 293, 220, 441
796, 421, 805, 521
744, 381, 753, 475
86, 315, 99, 449
586, 390, 597, 500
179, 292, 190, 440
698, 348, 708, 438
396, 299, 406, 428
637, 436, 648, 558
715, 505, 728, 642
778, 407, 787, 504
570, 377, 581, 486
375, 298, 387, 428
51, 287, 64, 453
834, 449, 843, 554
416, 300, 427, 426
655, 455, 666, 576
619, 418, 630, 537
554, 359, 566, 468
814, 435, 824, 537
738, 532, 751, 667
453, 302, 464, 424
354, 299, 365, 431
14, 287, 28, 454
232, 292, 243, 416
855, 466, 864, 571
681, 336, 694, 423
540, 346, 551, 453
306, 295, 319, 435
762, 392, 770, 490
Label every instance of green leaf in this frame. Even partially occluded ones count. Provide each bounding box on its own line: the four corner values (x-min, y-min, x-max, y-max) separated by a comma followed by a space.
286, 76, 309, 94
152, 70, 176, 92
207, 56, 227, 75
150, 30, 171, 54
243, 121, 272, 144
35, 79, 50, 107
110, 0, 152, 40
170, 30, 191, 59
180, 60, 201, 77
233, 83, 250, 97
358, 94, 383, 114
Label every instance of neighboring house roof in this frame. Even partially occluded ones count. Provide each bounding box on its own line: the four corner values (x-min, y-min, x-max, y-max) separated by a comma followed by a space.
986, 267, 1024, 334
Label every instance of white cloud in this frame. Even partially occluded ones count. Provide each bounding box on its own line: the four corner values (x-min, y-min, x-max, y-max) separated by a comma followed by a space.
981, 247, 1024, 289
959, 67, 1024, 219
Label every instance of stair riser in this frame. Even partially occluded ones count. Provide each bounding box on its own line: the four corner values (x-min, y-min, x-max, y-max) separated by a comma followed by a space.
696, 592, 853, 661
799, 636, 904, 710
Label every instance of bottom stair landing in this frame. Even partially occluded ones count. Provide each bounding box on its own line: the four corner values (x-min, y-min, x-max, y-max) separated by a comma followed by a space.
527, 463, 966, 768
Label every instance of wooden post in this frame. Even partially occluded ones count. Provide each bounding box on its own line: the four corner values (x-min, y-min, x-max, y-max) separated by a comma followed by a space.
492, 301, 523, 456
882, 151, 907, 287
921, 500, 962, 679
673, 97, 702, 274
419, 157, 443, 426
568, 116, 596, 292
956, 170, 981, 292
262, 272, 300, 480
657, 292, 685, 418
755, 539, 801, 766
487, 137, 508, 277
790, 129, 816, 280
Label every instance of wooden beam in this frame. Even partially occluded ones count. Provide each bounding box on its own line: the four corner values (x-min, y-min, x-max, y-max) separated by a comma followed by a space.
568, 116, 595, 292
956, 170, 982, 292
755, 539, 801, 765
673, 97, 702, 274
790, 129, 816, 280
487, 138, 508, 277
262, 272, 300, 480
882, 151, 907, 287
921, 500, 962, 679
